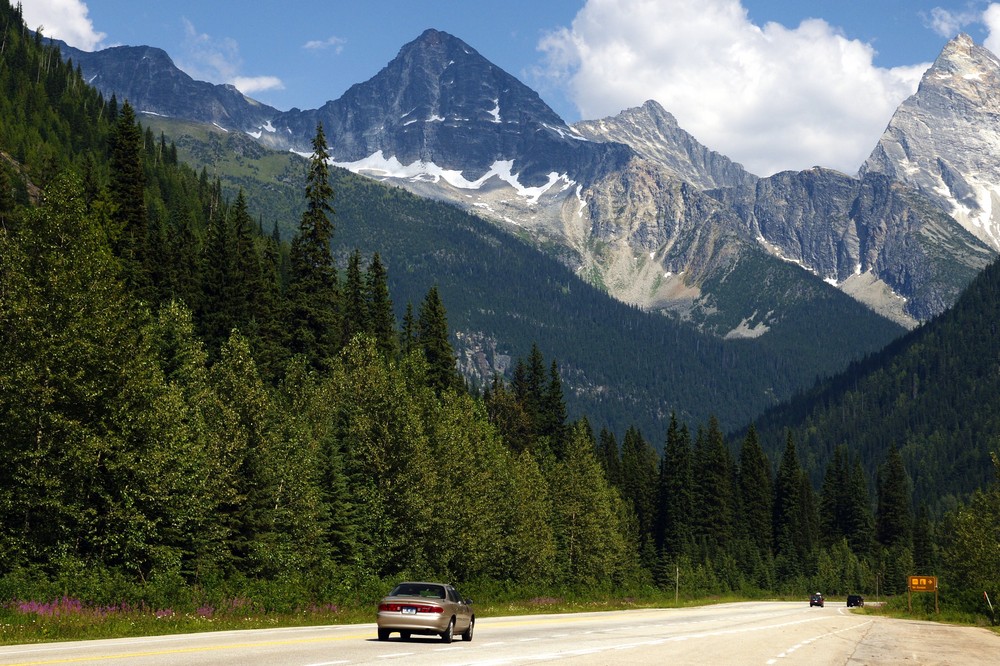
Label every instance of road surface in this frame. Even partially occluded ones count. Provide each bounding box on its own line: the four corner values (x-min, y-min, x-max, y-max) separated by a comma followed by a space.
0, 601, 997, 665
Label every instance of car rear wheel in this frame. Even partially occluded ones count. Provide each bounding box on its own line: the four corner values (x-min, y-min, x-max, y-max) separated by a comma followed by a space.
441, 618, 454, 643
377, 628, 389, 641
461, 617, 475, 641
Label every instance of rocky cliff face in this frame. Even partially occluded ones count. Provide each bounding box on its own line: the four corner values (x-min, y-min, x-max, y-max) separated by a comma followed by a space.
257, 29, 633, 188
58, 42, 277, 131
573, 100, 758, 191
58, 27, 997, 334
711, 168, 994, 324
862, 34, 1000, 251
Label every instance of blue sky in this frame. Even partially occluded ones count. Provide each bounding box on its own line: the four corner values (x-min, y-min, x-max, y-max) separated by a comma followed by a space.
24, 0, 1000, 176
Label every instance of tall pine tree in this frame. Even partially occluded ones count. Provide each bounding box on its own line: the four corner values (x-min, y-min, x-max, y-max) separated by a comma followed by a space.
288, 123, 340, 371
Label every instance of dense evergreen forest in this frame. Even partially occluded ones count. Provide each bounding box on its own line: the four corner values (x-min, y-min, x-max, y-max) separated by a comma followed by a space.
750, 252, 1000, 514
1, 0, 998, 620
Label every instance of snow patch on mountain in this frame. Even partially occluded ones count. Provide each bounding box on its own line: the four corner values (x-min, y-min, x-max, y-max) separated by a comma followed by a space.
332, 151, 575, 205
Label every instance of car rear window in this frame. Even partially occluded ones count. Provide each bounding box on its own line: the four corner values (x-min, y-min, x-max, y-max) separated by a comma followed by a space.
391, 583, 446, 598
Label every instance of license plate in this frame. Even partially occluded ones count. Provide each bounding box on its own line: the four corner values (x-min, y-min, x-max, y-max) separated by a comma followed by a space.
402, 607, 417, 615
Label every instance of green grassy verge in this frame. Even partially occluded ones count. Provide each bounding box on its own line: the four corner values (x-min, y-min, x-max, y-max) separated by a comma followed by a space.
0, 588, 742, 645
3, 590, 997, 645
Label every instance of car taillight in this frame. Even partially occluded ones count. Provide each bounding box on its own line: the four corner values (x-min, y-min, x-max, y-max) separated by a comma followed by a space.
378, 602, 443, 613
417, 605, 443, 613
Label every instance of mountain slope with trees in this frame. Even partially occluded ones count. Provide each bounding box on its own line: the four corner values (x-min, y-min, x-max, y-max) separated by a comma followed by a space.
750, 250, 1000, 513
136, 117, 905, 439
3, 0, 1000, 626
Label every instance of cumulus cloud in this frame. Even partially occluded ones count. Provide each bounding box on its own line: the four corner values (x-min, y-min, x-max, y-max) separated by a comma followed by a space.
925, 6, 982, 37
537, 0, 927, 176
303, 36, 347, 53
231, 76, 285, 95
984, 4, 1000, 55
20, 0, 105, 50
177, 19, 283, 95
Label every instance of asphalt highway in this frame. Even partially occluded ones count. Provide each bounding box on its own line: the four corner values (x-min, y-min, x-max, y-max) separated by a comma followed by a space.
0, 601, 997, 665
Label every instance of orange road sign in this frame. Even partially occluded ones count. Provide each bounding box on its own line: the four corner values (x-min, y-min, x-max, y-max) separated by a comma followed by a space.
909, 575, 938, 592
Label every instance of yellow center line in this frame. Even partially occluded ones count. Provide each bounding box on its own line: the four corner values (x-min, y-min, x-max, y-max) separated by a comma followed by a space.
2, 632, 371, 665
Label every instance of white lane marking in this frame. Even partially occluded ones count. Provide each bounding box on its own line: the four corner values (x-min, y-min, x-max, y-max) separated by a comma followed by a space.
768, 620, 873, 663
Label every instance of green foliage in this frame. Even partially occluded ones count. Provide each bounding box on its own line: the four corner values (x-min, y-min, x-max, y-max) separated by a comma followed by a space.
0, 0, 997, 622
753, 252, 1000, 513
287, 124, 340, 371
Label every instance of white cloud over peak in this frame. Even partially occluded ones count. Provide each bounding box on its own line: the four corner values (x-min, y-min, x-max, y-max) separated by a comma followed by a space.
231, 76, 285, 95
983, 4, 1000, 56
178, 19, 283, 96
538, 0, 927, 176
304, 36, 347, 53
20, 0, 105, 50
926, 5, 987, 38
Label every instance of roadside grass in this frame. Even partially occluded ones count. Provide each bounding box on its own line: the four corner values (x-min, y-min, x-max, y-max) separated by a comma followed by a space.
852, 593, 1000, 633
4, 589, 997, 645
0, 588, 750, 645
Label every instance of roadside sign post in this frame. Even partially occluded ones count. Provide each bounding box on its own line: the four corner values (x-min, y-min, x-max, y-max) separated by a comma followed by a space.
908, 575, 939, 613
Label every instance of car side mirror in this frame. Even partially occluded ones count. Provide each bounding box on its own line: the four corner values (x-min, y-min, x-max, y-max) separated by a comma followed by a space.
465, 598, 473, 604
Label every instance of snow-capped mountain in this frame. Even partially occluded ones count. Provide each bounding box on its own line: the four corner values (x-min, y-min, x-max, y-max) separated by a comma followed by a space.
256, 29, 633, 187
710, 168, 993, 323
862, 34, 1000, 251
57, 29, 999, 330
572, 100, 757, 191
59, 43, 278, 131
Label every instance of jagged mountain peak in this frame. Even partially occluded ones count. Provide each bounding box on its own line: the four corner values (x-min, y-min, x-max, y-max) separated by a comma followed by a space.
573, 99, 757, 191
862, 33, 1000, 250
259, 28, 631, 189
919, 33, 1000, 110
55, 38, 277, 131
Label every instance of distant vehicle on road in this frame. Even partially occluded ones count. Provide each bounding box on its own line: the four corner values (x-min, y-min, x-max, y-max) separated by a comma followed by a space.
810, 592, 824, 607
847, 594, 864, 607
376, 581, 474, 643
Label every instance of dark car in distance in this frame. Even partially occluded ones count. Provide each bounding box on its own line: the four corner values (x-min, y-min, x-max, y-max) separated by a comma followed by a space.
847, 594, 864, 607
810, 592, 824, 607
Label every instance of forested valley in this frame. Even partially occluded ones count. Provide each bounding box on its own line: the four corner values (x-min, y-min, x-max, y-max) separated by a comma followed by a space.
1, 0, 999, 624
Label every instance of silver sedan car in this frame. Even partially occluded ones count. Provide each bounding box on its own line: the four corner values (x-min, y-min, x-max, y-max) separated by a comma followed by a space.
376, 581, 475, 643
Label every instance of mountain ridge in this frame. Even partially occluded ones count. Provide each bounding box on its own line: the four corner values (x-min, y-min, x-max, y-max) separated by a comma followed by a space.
58, 28, 996, 328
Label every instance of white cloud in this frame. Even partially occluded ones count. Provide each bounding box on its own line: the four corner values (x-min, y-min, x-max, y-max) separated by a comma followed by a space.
177, 19, 283, 97
984, 4, 1000, 55
304, 36, 347, 53
925, 6, 982, 37
537, 0, 927, 176
20, 0, 105, 50
231, 76, 284, 95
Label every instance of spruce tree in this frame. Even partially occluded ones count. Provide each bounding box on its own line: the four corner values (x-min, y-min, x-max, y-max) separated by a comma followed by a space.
597, 427, 622, 487
738, 424, 773, 558
540, 360, 568, 458
690, 417, 735, 559
773, 431, 815, 578
656, 413, 692, 558
108, 100, 149, 295
199, 191, 239, 358
365, 252, 398, 361
342, 249, 366, 346
620, 425, 659, 568
417, 285, 459, 395
877, 444, 913, 549
399, 301, 417, 356
288, 123, 340, 370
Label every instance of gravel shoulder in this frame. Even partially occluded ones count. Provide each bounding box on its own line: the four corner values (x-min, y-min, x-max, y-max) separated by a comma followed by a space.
847, 614, 1000, 665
